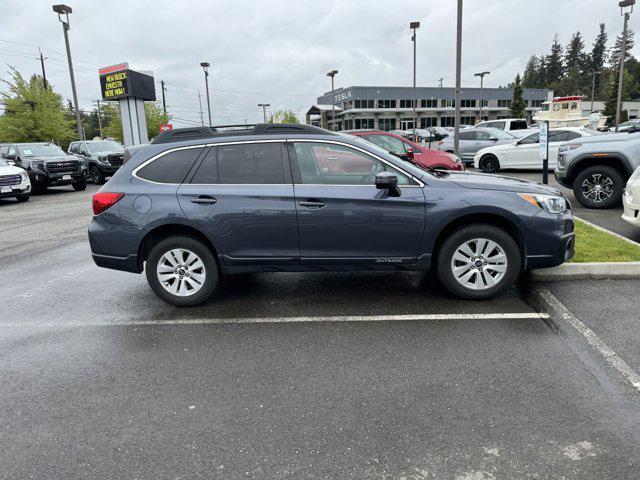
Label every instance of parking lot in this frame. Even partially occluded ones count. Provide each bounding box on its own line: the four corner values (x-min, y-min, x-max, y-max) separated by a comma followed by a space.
1, 184, 640, 479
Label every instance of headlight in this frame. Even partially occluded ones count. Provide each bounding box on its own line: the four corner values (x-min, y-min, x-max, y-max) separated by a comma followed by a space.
624, 189, 634, 203
518, 193, 568, 213
558, 143, 581, 153
29, 161, 44, 171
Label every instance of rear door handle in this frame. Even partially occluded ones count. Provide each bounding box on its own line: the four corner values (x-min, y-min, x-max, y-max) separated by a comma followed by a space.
299, 199, 326, 209
190, 195, 217, 205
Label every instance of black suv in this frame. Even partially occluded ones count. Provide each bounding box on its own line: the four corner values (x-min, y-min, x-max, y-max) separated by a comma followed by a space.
69, 140, 124, 185
4, 143, 86, 193
89, 124, 574, 307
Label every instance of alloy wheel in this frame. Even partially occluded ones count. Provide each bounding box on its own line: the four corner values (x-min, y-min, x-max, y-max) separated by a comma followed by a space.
581, 173, 614, 204
156, 248, 206, 297
450, 238, 508, 290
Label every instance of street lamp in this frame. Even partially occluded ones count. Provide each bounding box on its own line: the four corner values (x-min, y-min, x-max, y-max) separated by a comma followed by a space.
616, 0, 635, 131
52, 4, 84, 140
410, 21, 420, 141
327, 69, 338, 131
474, 71, 490, 123
200, 62, 212, 127
453, 0, 463, 156
258, 103, 270, 123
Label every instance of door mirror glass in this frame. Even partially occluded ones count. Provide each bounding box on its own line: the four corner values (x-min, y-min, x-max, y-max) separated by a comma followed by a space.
375, 171, 400, 196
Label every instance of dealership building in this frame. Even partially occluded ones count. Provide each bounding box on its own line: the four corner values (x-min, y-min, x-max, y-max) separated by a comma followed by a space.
306, 85, 552, 131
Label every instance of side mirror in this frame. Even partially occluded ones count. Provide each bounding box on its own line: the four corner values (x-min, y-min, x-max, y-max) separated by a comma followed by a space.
375, 171, 400, 197
406, 146, 415, 160
7, 160, 15, 166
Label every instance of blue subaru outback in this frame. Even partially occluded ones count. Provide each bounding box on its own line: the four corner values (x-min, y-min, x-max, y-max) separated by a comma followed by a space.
88, 124, 574, 306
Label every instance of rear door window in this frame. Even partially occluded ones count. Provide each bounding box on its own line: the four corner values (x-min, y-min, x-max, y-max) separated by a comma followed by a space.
365, 134, 408, 155
511, 120, 528, 130
217, 143, 285, 184
458, 131, 476, 141
137, 147, 203, 183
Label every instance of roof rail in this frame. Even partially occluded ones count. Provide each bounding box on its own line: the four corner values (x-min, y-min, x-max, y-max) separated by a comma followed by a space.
150, 123, 335, 144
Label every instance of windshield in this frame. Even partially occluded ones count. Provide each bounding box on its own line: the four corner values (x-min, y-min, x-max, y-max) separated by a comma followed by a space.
19, 144, 65, 157
87, 140, 123, 153
484, 128, 516, 139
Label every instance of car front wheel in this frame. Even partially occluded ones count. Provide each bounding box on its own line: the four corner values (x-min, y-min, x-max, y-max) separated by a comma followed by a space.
573, 165, 624, 209
72, 177, 87, 191
146, 235, 219, 307
436, 224, 521, 300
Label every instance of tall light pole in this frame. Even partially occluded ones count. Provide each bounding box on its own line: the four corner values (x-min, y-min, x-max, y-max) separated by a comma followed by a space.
616, 0, 634, 131
474, 71, 490, 123
453, 0, 463, 156
590, 71, 601, 113
410, 21, 420, 141
327, 69, 338, 131
258, 103, 270, 123
200, 62, 212, 127
52, 4, 84, 140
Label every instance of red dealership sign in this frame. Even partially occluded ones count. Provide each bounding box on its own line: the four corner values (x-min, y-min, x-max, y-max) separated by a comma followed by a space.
98, 62, 129, 76
159, 123, 173, 132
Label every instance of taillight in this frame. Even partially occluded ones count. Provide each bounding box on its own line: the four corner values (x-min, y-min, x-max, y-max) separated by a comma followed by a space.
92, 192, 124, 215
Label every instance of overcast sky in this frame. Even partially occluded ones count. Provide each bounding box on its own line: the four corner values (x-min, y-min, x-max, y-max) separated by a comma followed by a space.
1, 0, 638, 127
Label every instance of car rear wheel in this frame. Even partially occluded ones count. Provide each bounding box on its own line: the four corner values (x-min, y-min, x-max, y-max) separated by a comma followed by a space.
146, 235, 219, 307
573, 165, 624, 209
480, 154, 500, 173
90, 165, 106, 185
436, 224, 521, 300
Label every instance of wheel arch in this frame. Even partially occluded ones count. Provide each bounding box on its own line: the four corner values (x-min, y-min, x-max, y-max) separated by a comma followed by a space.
137, 222, 220, 271
566, 154, 633, 185
430, 212, 527, 271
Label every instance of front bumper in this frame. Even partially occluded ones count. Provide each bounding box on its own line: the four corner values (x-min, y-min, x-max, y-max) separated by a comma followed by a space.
554, 168, 571, 188
525, 211, 575, 269
98, 164, 121, 174
622, 189, 640, 227
0, 178, 31, 198
31, 171, 84, 186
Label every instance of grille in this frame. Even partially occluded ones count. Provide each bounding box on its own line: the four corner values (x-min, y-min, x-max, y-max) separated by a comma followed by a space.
106, 154, 123, 167
0, 174, 22, 187
45, 160, 79, 174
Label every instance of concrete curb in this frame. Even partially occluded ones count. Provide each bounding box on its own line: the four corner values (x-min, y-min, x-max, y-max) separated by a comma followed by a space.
530, 262, 640, 281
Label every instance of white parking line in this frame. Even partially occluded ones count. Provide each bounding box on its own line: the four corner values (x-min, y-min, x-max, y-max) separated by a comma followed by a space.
0, 312, 548, 328
537, 288, 640, 393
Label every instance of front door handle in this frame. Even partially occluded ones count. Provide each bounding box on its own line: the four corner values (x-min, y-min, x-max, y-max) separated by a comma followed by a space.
299, 199, 326, 209
190, 195, 217, 205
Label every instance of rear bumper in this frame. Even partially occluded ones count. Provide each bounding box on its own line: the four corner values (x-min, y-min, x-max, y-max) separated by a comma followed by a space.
91, 252, 141, 273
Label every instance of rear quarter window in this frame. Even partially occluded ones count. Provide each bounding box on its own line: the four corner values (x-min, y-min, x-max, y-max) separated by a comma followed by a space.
137, 147, 203, 184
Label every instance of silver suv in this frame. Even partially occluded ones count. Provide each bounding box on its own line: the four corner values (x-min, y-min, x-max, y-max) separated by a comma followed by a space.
555, 132, 640, 209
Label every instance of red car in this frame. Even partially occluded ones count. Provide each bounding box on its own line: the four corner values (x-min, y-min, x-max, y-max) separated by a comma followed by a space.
349, 130, 463, 171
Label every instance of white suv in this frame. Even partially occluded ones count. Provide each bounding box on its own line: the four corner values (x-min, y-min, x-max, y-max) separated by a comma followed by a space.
623, 166, 640, 227
0, 157, 31, 202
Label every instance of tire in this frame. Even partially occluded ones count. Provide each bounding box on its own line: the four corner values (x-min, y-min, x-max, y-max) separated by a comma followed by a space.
145, 235, 219, 307
436, 224, 521, 300
16, 194, 30, 202
480, 154, 500, 173
90, 165, 106, 185
573, 165, 624, 209
72, 177, 87, 191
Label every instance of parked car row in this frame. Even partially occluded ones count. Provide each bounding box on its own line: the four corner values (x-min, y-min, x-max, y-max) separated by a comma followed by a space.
0, 140, 125, 203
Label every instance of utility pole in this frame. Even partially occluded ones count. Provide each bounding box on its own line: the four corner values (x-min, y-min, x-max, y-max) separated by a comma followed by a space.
616, 0, 634, 132
453, 0, 463, 156
439, 78, 444, 88
410, 21, 420, 142
200, 62, 212, 126
197, 91, 204, 126
474, 71, 490, 123
53, 4, 84, 140
160, 80, 167, 116
590, 71, 601, 113
258, 103, 270, 123
94, 99, 103, 139
327, 70, 338, 131
38, 48, 48, 90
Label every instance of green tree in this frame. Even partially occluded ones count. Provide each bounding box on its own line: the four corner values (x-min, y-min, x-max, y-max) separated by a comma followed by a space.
609, 28, 635, 68
0, 66, 75, 144
269, 109, 299, 124
101, 101, 171, 142
589, 23, 608, 98
510, 74, 526, 118
602, 69, 639, 124
559, 32, 587, 96
522, 56, 544, 88
546, 34, 565, 90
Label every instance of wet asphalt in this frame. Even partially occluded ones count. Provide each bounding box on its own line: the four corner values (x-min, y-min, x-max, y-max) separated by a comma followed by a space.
1, 184, 640, 479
